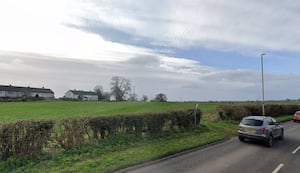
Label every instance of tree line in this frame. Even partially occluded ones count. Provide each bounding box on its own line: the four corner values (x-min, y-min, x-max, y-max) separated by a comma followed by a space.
94, 76, 167, 102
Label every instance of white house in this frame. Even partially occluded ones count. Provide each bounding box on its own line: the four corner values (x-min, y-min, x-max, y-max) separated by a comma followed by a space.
64, 90, 98, 101
0, 85, 54, 99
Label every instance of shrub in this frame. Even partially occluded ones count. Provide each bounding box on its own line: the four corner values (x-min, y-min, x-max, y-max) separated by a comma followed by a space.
218, 105, 250, 121
218, 104, 300, 120
169, 109, 201, 130
144, 112, 166, 136
56, 118, 89, 149
0, 120, 54, 160
89, 116, 119, 141
122, 115, 144, 137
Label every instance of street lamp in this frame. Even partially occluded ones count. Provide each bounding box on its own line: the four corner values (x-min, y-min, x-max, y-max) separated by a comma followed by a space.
261, 53, 266, 116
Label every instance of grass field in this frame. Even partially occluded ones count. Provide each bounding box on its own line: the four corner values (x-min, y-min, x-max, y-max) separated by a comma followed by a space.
0, 100, 297, 122
0, 101, 218, 122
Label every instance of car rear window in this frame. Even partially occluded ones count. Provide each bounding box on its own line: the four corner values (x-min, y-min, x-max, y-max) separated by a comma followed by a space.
296, 111, 300, 115
241, 119, 263, 126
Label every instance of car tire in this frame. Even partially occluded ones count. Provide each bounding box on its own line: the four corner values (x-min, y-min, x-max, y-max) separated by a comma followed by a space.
280, 130, 284, 140
239, 136, 245, 142
265, 135, 273, 147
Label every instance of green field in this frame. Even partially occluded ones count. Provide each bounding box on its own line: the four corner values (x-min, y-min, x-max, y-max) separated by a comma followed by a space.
0, 101, 218, 122
0, 100, 297, 122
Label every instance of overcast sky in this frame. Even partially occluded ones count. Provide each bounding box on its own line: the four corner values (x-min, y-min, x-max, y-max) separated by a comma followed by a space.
1, 0, 300, 101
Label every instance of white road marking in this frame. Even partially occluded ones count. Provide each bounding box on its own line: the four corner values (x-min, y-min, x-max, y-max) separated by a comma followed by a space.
292, 145, 300, 154
272, 163, 284, 173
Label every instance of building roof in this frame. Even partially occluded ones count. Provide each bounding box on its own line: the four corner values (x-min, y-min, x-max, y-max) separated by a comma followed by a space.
0, 85, 54, 94
69, 90, 97, 96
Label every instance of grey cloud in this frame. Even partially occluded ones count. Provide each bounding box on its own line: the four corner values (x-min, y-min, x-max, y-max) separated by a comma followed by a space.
65, 22, 136, 45
73, 0, 300, 53
1, 51, 300, 101
65, 20, 172, 55
123, 56, 161, 67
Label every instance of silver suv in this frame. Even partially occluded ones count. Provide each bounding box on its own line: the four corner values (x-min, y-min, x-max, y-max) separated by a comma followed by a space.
238, 116, 284, 147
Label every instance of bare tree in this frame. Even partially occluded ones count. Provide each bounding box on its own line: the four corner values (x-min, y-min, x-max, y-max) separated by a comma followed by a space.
110, 76, 131, 101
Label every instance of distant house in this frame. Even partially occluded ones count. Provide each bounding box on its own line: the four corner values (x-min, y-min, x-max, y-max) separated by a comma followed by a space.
0, 85, 54, 99
64, 90, 98, 101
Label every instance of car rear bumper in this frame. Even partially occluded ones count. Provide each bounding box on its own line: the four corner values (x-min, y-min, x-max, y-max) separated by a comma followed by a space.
293, 116, 300, 121
238, 132, 267, 142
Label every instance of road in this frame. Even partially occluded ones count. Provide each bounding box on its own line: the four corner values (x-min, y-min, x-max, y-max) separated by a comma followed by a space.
116, 121, 300, 173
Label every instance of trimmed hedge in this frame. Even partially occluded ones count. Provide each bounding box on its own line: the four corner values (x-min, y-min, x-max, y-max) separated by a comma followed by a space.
0, 121, 54, 160
218, 104, 300, 121
0, 109, 201, 160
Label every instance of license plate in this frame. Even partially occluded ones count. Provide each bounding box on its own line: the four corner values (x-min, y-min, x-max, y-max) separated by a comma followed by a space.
245, 128, 256, 134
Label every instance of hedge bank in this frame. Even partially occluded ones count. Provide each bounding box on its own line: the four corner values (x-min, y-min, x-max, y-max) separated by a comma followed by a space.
218, 104, 300, 121
0, 109, 201, 161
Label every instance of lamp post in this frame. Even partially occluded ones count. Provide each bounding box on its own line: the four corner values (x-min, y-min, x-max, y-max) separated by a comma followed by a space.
261, 53, 266, 116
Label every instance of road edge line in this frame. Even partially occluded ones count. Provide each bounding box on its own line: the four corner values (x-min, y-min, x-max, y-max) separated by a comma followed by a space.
272, 163, 284, 173
292, 145, 300, 154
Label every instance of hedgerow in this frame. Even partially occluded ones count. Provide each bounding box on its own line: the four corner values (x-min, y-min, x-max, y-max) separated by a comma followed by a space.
218, 104, 300, 121
0, 108, 201, 160
0, 120, 54, 160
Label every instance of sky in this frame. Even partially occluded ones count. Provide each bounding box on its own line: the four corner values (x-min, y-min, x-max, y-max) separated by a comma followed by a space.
1, 0, 300, 101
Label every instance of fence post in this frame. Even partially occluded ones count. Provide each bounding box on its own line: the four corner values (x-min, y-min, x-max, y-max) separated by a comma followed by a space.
194, 104, 199, 128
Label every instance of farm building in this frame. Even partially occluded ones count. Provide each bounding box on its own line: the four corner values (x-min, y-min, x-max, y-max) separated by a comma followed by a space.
0, 85, 54, 99
64, 90, 98, 101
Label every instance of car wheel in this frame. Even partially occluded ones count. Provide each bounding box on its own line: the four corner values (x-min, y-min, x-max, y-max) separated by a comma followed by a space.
265, 135, 273, 147
239, 136, 245, 142
280, 130, 284, 140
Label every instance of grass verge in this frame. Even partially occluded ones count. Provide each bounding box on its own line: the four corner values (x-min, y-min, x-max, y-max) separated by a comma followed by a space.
275, 115, 292, 122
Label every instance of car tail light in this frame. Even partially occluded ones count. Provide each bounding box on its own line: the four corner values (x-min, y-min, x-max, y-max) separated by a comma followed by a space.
260, 128, 269, 133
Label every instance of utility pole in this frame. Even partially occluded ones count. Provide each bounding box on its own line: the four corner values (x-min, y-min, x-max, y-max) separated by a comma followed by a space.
261, 53, 266, 116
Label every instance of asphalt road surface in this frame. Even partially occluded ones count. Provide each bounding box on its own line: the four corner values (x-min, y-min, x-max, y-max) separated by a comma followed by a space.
116, 121, 300, 173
